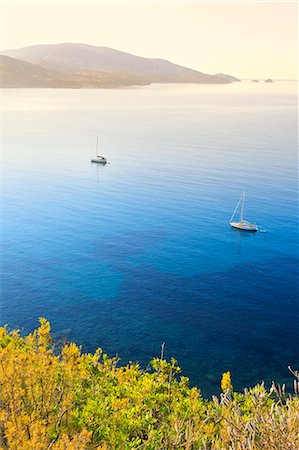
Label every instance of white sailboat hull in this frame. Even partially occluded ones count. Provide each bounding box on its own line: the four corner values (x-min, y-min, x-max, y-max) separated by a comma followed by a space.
91, 156, 107, 164
229, 191, 258, 231
92, 137, 107, 164
230, 221, 258, 231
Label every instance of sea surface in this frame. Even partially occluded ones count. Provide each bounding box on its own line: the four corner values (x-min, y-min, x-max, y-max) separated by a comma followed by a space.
1, 82, 298, 396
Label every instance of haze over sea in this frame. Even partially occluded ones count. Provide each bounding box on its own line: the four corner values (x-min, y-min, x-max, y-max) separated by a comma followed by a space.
2, 82, 298, 396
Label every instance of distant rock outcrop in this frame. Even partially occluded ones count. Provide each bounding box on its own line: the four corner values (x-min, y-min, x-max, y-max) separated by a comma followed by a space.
1, 43, 239, 87
251, 79, 259, 83
264, 78, 273, 83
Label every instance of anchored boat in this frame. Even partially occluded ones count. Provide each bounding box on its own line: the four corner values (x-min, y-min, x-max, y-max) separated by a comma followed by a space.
230, 191, 258, 231
91, 137, 107, 164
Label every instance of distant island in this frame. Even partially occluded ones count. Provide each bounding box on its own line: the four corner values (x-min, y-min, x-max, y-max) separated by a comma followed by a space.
0, 43, 240, 88
264, 78, 274, 83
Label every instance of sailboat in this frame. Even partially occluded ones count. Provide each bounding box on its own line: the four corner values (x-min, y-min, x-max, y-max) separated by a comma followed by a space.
91, 137, 107, 164
230, 191, 258, 231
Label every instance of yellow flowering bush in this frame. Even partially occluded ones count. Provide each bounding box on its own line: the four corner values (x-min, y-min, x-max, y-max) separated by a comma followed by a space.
0, 319, 298, 449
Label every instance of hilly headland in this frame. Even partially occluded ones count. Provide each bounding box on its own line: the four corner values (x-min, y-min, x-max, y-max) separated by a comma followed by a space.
1, 43, 239, 88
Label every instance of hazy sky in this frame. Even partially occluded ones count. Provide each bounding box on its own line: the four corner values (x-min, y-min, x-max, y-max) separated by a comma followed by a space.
0, 1, 297, 79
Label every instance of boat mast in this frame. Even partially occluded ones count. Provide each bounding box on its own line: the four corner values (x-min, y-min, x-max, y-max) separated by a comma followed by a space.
96, 136, 99, 156
230, 192, 243, 223
240, 191, 246, 222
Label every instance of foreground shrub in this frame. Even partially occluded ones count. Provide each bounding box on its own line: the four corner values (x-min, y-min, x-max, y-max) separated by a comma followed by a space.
0, 319, 298, 449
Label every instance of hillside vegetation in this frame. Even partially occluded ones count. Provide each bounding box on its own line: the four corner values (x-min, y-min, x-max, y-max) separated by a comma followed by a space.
1, 43, 239, 87
0, 319, 298, 449
0, 55, 150, 88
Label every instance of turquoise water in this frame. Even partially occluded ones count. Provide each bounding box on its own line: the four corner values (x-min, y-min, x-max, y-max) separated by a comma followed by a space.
1, 82, 298, 395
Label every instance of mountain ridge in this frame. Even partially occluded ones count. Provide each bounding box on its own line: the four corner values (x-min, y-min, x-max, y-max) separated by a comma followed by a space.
0, 55, 150, 88
1, 43, 240, 87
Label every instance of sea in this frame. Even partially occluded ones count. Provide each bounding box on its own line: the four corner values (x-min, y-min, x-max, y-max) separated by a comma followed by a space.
1, 81, 298, 396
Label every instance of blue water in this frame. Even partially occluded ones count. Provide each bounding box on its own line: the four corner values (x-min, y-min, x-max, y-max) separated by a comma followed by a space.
1, 82, 298, 396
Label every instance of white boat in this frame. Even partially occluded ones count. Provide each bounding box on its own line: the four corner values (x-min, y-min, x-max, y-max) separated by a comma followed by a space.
91, 137, 107, 164
229, 191, 258, 231
91, 155, 107, 164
